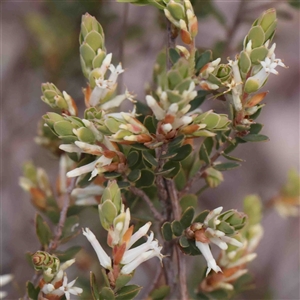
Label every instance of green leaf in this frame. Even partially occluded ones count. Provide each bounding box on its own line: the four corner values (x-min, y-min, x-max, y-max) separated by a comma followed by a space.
207, 289, 229, 299
193, 210, 209, 223
195, 50, 212, 74
26, 281, 40, 300
179, 236, 190, 248
169, 48, 180, 64
180, 194, 197, 212
249, 123, 263, 134
115, 285, 142, 300
289, 0, 300, 9
150, 285, 170, 300
224, 141, 238, 154
174, 168, 187, 191
214, 162, 241, 171
204, 137, 214, 155
168, 135, 184, 148
171, 220, 184, 236
217, 221, 235, 234
180, 207, 195, 228
247, 26, 265, 48
101, 269, 110, 287
170, 144, 192, 161
199, 143, 210, 164
60, 215, 80, 243
240, 134, 269, 142
100, 287, 115, 300
143, 151, 158, 167
135, 169, 155, 188
54, 246, 82, 262
53, 120, 74, 136
162, 161, 181, 178
128, 169, 141, 182
101, 200, 118, 224
104, 172, 121, 179
130, 143, 148, 150
222, 153, 244, 162
143, 115, 157, 134
189, 90, 209, 111
90, 272, 100, 300
117, 181, 131, 189
162, 222, 173, 241
35, 214, 52, 248
115, 274, 133, 291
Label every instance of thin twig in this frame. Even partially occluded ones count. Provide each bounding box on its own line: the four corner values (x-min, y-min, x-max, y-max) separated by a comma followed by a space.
166, 181, 181, 220
166, 180, 188, 300
175, 246, 188, 300
129, 186, 164, 223
48, 177, 77, 251
23, 177, 77, 300
139, 265, 163, 299
179, 139, 231, 197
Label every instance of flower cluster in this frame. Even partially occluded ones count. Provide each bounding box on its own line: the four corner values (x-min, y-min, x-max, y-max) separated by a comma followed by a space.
80, 13, 134, 110
186, 207, 246, 276
83, 181, 163, 285
200, 195, 264, 292
32, 251, 82, 300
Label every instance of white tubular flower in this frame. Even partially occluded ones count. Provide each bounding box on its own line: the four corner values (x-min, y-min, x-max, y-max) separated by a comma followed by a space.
195, 241, 222, 276
127, 222, 152, 249
146, 95, 165, 120
204, 206, 223, 227
121, 232, 154, 264
66, 155, 112, 180
108, 63, 124, 85
71, 184, 103, 205
82, 228, 112, 269
62, 91, 76, 116
81, 120, 103, 141
59, 143, 82, 154
56, 274, 83, 300
227, 253, 257, 269
121, 245, 163, 275
41, 283, 56, 295
162, 123, 173, 134
74, 141, 103, 156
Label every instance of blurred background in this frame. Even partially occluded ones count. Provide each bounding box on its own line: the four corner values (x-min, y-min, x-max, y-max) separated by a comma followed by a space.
1, 0, 299, 299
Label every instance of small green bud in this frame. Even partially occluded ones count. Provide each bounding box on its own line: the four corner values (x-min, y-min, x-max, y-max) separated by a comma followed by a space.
204, 167, 224, 188
166, 1, 186, 21
257, 8, 277, 33
32, 251, 60, 282
244, 77, 260, 94
238, 51, 251, 75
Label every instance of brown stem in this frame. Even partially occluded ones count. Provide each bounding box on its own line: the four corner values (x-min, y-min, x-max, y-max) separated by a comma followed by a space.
23, 177, 77, 300
129, 186, 164, 223
176, 246, 188, 300
48, 177, 77, 251
139, 266, 163, 299
166, 180, 188, 300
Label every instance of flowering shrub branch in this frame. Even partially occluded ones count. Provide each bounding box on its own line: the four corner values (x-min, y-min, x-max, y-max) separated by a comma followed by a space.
11, 1, 298, 300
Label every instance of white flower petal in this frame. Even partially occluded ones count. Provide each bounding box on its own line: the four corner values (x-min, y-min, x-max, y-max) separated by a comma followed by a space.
83, 228, 112, 269
195, 241, 222, 276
